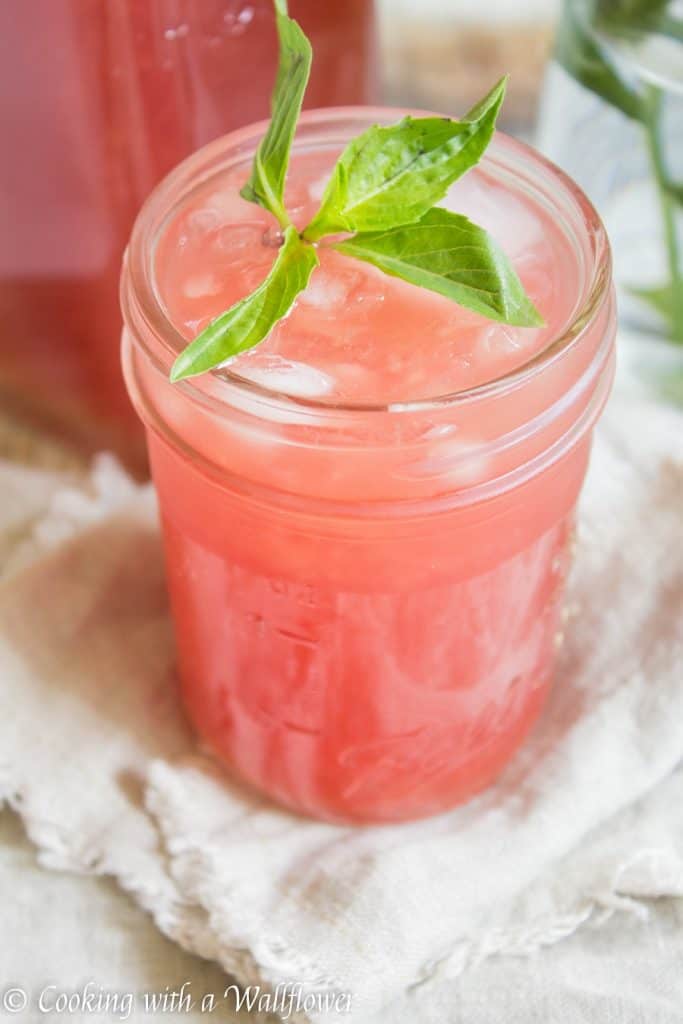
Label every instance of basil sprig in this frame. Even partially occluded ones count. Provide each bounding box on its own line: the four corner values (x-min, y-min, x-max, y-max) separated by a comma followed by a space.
170, 1, 543, 383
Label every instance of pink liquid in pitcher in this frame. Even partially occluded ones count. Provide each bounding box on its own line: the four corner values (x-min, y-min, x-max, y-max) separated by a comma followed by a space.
123, 115, 615, 822
0, 1, 375, 468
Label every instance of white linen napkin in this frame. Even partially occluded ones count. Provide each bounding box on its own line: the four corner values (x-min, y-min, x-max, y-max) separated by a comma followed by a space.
1, 342, 682, 1023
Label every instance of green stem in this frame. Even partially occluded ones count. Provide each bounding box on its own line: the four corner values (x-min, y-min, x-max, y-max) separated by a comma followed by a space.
255, 151, 292, 231
642, 84, 683, 343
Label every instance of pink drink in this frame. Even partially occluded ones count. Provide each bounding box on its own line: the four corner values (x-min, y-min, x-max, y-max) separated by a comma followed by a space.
122, 110, 616, 823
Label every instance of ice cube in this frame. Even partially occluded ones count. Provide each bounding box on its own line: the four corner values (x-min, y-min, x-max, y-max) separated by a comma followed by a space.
395, 435, 493, 487
332, 362, 376, 398
476, 322, 540, 361
187, 208, 223, 234
215, 223, 266, 257
183, 273, 223, 299
231, 354, 335, 399
441, 172, 544, 260
205, 187, 257, 223
185, 185, 263, 236
298, 271, 350, 310
480, 323, 524, 353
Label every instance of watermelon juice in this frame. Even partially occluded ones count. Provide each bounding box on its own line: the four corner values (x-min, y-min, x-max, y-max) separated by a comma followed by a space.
121, 109, 616, 822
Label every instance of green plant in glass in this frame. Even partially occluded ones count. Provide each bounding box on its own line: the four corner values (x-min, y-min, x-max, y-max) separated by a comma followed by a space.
555, 0, 683, 343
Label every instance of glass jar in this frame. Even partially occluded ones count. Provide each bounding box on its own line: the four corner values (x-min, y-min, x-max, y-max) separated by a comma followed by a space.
121, 109, 616, 824
0, 0, 376, 471
537, 0, 683, 346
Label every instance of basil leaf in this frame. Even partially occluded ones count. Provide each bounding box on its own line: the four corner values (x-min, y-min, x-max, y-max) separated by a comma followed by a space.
239, 1, 312, 226
334, 207, 545, 328
304, 77, 507, 241
555, 1, 644, 120
170, 228, 319, 382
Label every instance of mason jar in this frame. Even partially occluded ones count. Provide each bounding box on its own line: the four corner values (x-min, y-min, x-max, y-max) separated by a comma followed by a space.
121, 108, 616, 823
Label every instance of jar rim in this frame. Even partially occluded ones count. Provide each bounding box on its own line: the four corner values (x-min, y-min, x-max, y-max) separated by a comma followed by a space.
122, 105, 612, 419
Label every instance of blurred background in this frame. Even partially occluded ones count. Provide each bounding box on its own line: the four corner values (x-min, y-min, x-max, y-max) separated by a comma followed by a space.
0, 0, 680, 473
379, 0, 559, 136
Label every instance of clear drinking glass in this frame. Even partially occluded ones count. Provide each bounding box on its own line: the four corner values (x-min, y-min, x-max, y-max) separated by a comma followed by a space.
537, 0, 683, 347
121, 109, 616, 824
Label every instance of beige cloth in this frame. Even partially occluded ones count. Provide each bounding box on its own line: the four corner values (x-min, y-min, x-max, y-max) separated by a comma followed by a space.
0, 344, 682, 1023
